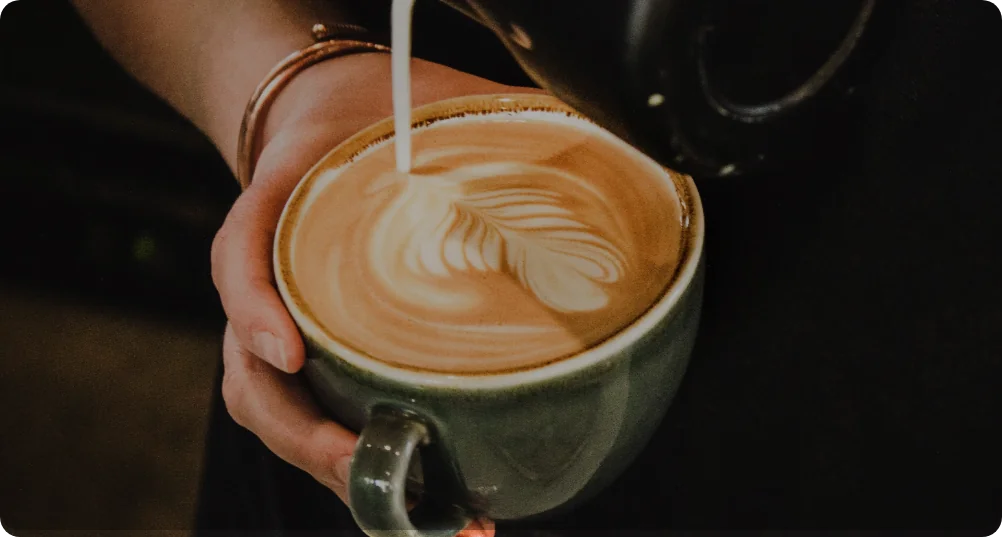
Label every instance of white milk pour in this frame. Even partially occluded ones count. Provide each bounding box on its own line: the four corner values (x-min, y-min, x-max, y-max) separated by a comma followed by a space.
391, 0, 417, 173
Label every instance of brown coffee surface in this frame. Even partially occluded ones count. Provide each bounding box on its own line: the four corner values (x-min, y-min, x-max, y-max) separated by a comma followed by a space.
292, 113, 684, 374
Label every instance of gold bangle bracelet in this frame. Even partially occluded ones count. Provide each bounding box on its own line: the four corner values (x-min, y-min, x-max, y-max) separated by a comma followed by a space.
236, 25, 390, 190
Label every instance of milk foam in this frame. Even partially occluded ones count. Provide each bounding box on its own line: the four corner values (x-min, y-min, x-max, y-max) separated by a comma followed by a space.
291, 111, 685, 374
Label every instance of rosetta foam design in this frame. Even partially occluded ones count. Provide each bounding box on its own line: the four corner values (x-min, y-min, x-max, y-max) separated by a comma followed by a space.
290, 111, 686, 374
367, 154, 628, 313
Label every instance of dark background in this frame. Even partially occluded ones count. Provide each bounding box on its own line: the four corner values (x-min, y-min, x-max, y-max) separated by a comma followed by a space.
0, 0, 233, 533
1, 0, 1001, 535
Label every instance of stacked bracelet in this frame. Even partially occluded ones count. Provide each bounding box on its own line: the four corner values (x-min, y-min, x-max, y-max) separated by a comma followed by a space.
235, 23, 390, 190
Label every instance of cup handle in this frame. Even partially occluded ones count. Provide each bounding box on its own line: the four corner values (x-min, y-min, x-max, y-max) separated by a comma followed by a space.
349, 406, 473, 537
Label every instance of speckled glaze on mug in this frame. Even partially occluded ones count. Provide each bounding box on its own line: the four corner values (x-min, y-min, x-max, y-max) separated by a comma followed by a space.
274, 94, 705, 537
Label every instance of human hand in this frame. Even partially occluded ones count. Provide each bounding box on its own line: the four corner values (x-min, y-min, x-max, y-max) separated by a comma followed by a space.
210, 52, 541, 536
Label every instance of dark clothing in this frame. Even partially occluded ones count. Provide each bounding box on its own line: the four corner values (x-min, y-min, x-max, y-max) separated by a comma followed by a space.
195, 1, 1002, 534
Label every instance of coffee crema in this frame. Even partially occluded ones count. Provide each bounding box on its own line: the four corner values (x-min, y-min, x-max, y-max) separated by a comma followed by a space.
290, 111, 686, 374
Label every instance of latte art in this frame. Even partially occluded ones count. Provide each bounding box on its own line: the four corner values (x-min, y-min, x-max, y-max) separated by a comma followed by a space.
369, 154, 629, 314
292, 112, 685, 374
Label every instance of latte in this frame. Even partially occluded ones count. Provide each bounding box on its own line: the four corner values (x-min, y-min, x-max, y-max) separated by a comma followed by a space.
287, 108, 687, 374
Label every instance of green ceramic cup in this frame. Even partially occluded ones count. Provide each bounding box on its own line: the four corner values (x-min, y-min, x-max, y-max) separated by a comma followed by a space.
274, 94, 705, 536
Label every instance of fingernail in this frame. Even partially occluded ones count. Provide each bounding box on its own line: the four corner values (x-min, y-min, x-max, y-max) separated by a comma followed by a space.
253, 332, 288, 371
459, 519, 495, 537
335, 455, 353, 488
476, 518, 496, 537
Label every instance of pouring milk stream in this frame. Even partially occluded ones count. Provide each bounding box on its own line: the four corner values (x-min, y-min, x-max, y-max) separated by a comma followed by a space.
392, 0, 417, 173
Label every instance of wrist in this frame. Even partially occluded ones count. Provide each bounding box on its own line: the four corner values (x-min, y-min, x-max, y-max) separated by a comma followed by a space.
196, 32, 316, 169
225, 49, 524, 188
193, 5, 368, 170
262, 53, 521, 151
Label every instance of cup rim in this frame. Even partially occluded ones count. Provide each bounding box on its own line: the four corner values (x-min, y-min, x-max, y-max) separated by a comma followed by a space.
273, 93, 705, 391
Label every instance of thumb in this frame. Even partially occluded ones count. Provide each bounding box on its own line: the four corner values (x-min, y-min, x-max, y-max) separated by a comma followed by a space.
211, 172, 305, 373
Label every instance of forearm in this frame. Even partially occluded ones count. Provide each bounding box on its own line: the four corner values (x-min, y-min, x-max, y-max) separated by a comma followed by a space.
69, 0, 365, 168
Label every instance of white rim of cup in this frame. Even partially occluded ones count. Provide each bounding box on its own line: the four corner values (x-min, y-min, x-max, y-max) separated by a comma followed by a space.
273, 94, 705, 391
